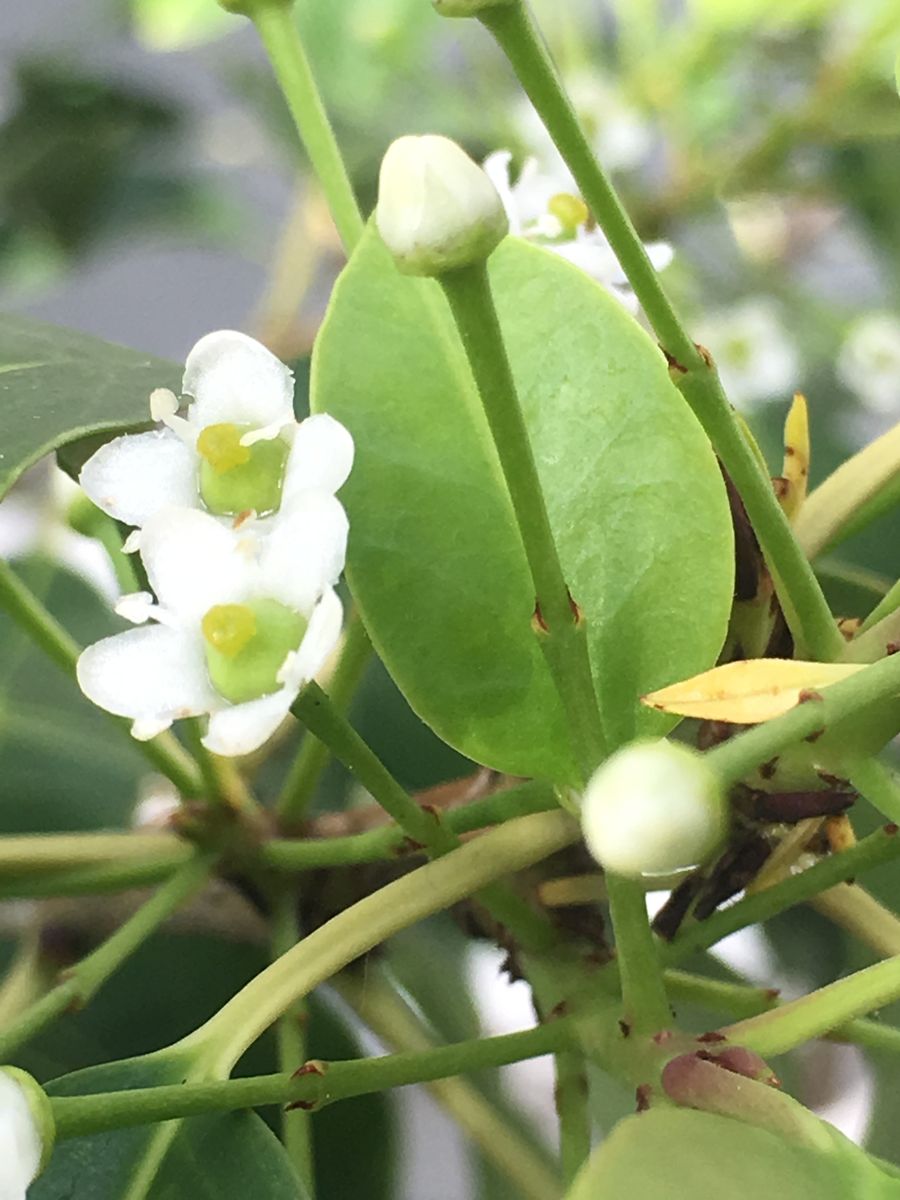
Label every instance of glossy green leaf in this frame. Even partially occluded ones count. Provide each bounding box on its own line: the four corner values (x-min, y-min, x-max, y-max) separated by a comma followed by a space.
312, 228, 733, 780
566, 1109, 900, 1200
0, 316, 178, 501
33, 1053, 305, 1200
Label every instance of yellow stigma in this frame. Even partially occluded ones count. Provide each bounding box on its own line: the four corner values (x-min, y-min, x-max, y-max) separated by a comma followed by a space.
547, 193, 589, 235
196, 423, 251, 475
201, 604, 257, 659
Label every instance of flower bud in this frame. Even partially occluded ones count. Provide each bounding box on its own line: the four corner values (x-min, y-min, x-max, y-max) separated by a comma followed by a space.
581, 741, 727, 879
0, 1067, 55, 1195
433, 0, 515, 16
376, 135, 508, 276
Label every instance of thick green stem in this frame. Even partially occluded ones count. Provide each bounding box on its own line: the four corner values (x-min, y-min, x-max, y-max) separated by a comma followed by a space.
277, 610, 372, 826
605, 874, 671, 1034
439, 261, 606, 777
251, 1, 364, 254
0, 853, 214, 1059
264, 779, 557, 870
663, 825, 900, 965
51, 1018, 572, 1143
554, 1049, 591, 1188
812, 885, 900, 960
705, 655, 900, 803
271, 892, 314, 1195
0, 831, 189, 874
477, 2, 842, 663
722, 955, 900, 1057
0, 558, 203, 796
181, 810, 577, 1076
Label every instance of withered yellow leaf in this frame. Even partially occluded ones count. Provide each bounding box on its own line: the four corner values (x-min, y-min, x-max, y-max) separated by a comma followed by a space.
780, 392, 810, 521
642, 658, 863, 723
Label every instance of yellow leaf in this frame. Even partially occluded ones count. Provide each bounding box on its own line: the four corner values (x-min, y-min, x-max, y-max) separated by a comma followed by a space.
642, 658, 864, 723
779, 392, 810, 521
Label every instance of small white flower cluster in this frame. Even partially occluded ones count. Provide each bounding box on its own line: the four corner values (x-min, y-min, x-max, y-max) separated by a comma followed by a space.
482, 151, 672, 313
694, 297, 800, 413
77, 331, 354, 757
837, 311, 900, 416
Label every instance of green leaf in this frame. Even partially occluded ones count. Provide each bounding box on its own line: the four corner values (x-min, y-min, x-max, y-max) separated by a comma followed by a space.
566, 1109, 900, 1200
312, 229, 733, 779
33, 1054, 305, 1200
0, 315, 178, 501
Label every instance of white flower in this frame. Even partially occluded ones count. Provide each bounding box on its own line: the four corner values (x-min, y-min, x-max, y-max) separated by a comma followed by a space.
581, 740, 727, 880
0, 1068, 51, 1199
482, 151, 672, 313
376, 134, 508, 276
79, 331, 353, 541
837, 311, 900, 415
695, 297, 800, 412
77, 498, 347, 756
511, 72, 654, 176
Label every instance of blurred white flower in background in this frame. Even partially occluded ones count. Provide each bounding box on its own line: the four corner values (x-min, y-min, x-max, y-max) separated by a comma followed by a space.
837, 311, 900, 416
483, 151, 672, 312
695, 297, 800, 411
511, 72, 654, 177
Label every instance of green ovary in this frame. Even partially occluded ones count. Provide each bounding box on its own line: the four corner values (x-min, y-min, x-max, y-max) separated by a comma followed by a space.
197, 423, 290, 517
202, 599, 307, 704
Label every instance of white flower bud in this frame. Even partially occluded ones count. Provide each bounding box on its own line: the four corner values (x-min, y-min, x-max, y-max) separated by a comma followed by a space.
376, 135, 508, 276
0, 1067, 54, 1197
581, 741, 727, 880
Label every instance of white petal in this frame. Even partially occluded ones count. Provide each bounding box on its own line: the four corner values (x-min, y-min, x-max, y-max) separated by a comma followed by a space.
645, 241, 674, 272
282, 414, 355, 505
115, 591, 157, 624
202, 688, 294, 757
140, 508, 252, 624
280, 588, 343, 689
77, 625, 217, 726
79, 429, 197, 528
182, 331, 295, 433
550, 234, 625, 286
131, 716, 175, 741
482, 150, 520, 233
258, 493, 348, 613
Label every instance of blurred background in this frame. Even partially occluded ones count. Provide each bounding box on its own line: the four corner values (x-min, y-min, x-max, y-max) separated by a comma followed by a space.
1, 0, 899, 1196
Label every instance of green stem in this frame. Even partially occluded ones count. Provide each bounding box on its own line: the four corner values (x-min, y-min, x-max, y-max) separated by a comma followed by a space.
0, 858, 185, 900
722, 955, 900, 1058
477, 2, 842, 663
337, 972, 562, 1200
663, 825, 900, 965
263, 779, 557, 869
554, 1049, 591, 1188
51, 1018, 572, 1144
271, 892, 314, 1195
181, 810, 578, 1076
847, 758, 900, 828
0, 853, 214, 1059
0, 831, 189, 874
859, 575, 900, 634
277, 610, 372, 827
439, 261, 606, 777
290, 683, 456, 855
811, 884, 900, 960
0, 558, 203, 796
605, 874, 671, 1033
291, 686, 558, 953
251, 0, 364, 254
705, 656, 900, 802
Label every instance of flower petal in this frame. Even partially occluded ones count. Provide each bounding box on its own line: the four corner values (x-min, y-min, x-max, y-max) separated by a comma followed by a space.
202, 688, 293, 757
282, 414, 355, 504
258, 493, 348, 613
79, 430, 197, 527
182, 331, 295, 433
279, 588, 343, 689
77, 625, 217, 727
140, 508, 252, 624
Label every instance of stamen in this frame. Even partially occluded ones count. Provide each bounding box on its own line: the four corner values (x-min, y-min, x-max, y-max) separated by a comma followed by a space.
197, 423, 252, 475
202, 604, 257, 659
547, 193, 590, 235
